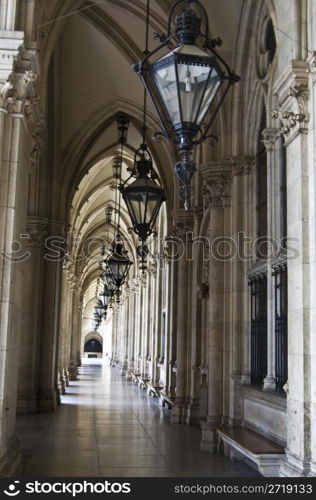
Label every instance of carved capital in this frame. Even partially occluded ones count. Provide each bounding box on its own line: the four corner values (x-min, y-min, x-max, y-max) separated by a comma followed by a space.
202, 175, 232, 208
26, 220, 48, 247
228, 156, 255, 176
172, 209, 194, 239
199, 161, 232, 208
261, 128, 279, 151
272, 61, 310, 141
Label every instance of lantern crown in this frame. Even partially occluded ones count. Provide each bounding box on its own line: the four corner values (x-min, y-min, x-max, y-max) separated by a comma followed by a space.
175, 8, 201, 45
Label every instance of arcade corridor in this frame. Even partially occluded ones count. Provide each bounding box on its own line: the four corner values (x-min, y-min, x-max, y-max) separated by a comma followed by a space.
17, 363, 258, 478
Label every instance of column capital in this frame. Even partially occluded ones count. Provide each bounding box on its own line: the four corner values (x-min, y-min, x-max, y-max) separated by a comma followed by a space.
261, 128, 279, 151
199, 160, 233, 208
26, 217, 48, 247
271, 60, 310, 143
171, 209, 195, 239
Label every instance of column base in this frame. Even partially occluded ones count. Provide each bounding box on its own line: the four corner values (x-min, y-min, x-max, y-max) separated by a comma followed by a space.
68, 364, 78, 381
200, 416, 222, 453
279, 451, 311, 477
64, 369, 70, 387
184, 397, 201, 426
263, 375, 276, 392
0, 437, 22, 477
37, 390, 58, 413
171, 397, 186, 424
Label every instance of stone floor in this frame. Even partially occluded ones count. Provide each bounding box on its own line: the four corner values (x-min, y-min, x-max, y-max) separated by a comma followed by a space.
16, 361, 260, 477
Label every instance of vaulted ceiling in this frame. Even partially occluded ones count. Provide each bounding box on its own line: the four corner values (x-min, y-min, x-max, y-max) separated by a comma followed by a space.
34, 0, 245, 309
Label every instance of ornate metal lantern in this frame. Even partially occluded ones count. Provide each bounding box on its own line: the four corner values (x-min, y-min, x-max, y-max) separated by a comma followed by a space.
120, 144, 165, 242
133, 0, 240, 208
105, 235, 133, 296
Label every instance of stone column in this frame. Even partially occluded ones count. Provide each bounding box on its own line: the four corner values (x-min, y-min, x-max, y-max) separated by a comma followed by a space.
186, 206, 205, 425
199, 163, 232, 451
308, 51, 316, 477
121, 285, 130, 376
0, 49, 38, 473
261, 129, 281, 391
272, 61, 312, 476
17, 217, 48, 413
37, 221, 64, 411
166, 254, 178, 400
0, 0, 18, 30
151, 258, 162, 389
171, 210, 194, 423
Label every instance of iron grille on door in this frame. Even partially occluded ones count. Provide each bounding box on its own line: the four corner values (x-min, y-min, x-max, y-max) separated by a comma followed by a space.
273, 263, 288, 392
249, 272, 268, 387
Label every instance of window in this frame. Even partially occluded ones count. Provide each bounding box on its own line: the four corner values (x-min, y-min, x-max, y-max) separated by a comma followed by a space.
280, 136, 287, 240
256, 106, 268, 259
273, 264, 288, 392
249, 273, 268, 387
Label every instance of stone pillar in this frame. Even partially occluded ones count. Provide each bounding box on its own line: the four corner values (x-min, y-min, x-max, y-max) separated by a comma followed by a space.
0, 45, 39, 474
0, 0, 18, 30
199, 163, 232, 451
186, 206, 205, 425
17, 217, 47, 413
261, 129, 281, 391
68, 276, 80, 381
171, 210, 194, 423
272, 61, 312, 476
151, 258, 162, 389
37, 221, 64, 411
166, 255, 177, 400
308, 51, 316, 478
121, 285, 130, 376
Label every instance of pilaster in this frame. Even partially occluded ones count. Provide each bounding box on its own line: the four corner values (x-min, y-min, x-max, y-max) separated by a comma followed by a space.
272, 60, 312, 476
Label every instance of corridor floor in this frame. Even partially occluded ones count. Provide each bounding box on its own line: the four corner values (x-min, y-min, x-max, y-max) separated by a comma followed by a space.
17, 361, 259, 477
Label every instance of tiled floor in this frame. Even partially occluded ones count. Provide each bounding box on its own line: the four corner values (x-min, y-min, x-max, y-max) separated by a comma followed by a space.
16, 361, 259, 477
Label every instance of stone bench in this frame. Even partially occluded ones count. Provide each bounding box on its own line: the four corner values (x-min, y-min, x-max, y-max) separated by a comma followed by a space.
159, 391, 174, 409
216, 427, 284, 477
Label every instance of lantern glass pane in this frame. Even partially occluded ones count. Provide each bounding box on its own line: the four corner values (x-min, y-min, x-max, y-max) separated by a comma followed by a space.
196, 68, 221, 124
153, 60, 180, 124
177, 63, 211, 123
125, 178, 163, 227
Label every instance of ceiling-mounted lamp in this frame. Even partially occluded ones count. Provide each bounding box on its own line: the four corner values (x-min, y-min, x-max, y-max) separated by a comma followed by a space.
133, 0, 240, 209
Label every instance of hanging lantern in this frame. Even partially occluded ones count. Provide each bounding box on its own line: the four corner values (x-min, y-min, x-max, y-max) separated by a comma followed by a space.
95, 300, 104, 317
120, 144, 165, 243
133, 0, 240, 209
105, 235, 133, 292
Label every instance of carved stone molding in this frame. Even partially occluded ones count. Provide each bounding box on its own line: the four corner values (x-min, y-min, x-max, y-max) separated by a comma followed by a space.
171, 209, 194, 240
307, 51, 316, 84
199, 161, 233, 208
261, 128, 279, 151
271, 61, 310, 143
30, 123, 44, 170
26, 219, 48, 247
202, 177, 232, 209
